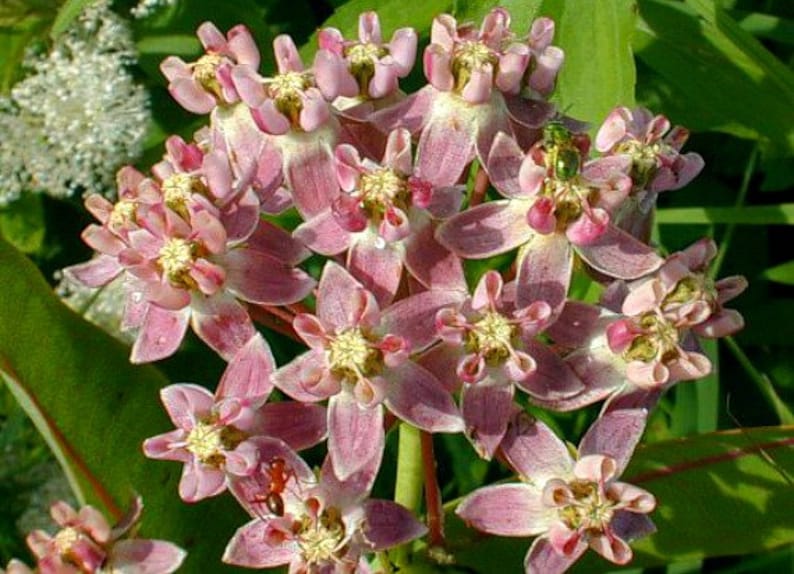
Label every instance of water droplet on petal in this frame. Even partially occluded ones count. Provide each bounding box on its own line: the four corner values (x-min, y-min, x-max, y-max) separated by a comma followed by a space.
374, 236, 386, 249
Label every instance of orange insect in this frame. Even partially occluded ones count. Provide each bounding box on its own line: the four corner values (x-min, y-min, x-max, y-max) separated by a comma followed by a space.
251, 457, 294, 517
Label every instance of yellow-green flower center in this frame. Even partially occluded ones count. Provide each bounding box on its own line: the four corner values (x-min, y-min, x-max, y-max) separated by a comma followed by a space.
358, 168, 408, 217
162, 173, 204, 217
185, 420, 246, 467
54, 527, 81, 555
623, 312, 679, 363
451, 41, 496, 92
158, 238, 195, 286
466, 311, 514, 365
297, 507, 346, 566
268, 72, 312, 122
109, 199, 136, 229
327, 328, 380, 382
193, 53, 224, 95
557, 480, 615, 532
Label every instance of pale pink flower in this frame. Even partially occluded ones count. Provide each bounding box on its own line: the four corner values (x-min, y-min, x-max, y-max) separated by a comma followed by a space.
25, 498, 185, 574
273, 262, 465, 479
294, 128, 466, 305
224, 441, 425, 572
438, 130, 663, 315
161, 22, 260, 114
143, 335, 327, 502
457, 410, 655, 574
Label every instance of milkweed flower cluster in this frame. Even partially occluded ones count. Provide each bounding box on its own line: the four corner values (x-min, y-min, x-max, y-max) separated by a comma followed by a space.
63, 7, 746, 574
0, 0, 149, 205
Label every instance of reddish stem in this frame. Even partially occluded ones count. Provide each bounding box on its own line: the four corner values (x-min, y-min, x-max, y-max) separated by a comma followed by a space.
420, 431, 445, 548
470, 168, 490, 207
247, 304, 301, 343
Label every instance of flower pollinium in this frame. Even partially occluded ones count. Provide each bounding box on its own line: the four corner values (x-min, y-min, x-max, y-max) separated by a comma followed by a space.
345, 42, 387, 93
327, 328, 381, 383
109, 199, 137, 229
267, 72, 313, 123
554, 479, 615, 534
615, 138, 666, 190
358, 168, 410, 221
157, 237, 196, 286
185, 419, 246, 467
295, 506, 347, 567
451, 41, 497, 92
622, 312, 679, 364
161, 172, 206, 217
192, 53, 224, 96
465, 310, 515, 365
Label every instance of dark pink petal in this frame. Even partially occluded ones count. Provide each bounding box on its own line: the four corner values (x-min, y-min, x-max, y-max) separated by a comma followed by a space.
476, 111, 512, 170
546, 301, 604, 348
222, 189, 261, 243
64, 256, 122, 288
437, 200, 533, 258
130, 306, 190, 363
503, 94, 556, 129
347, 234, 403, 307
223, 519, 297, 568
693, 309, 744, 338
328, 392, 385, 480
611, 510, 656, 541
107, 540, 186, 574
178, 458, 226, 502
222, 248, 314, 305
524, 536, 586, 574
416, 110, 475, 187
578, 409, 647, 476
370, 85, 434, 135
272, 350, 338, 402
259, 402, 327, 451
501, 412, 573, 481
246, 219, 311, 265
298, 88, 331, 132
191, 293, 257, 362
418, 343, 463, 393
457, 484, 550, 537
216, 334, 275, 399
487, 132, 530, 199
403, 217, 467, 292
517, 340, 584, 400
588, 530, 633, 565
607, 482, 656, 513
380, 289, 466, 351
715, 275, 748, 304
168, 78, 216, 114
515, 231, 573, 312
159, 384, 214, 430
320, 447, 382, 507
575, 224, 663, 280
283, 137, 340, 218
250, 100, 290, 134
423, 44, 454, 92
566, 208, 609, 246
527, 196, 557, 234
384, 362, 463, 432
363, 500, 427, 550
317, 262, 378, 332
462, 381, 515, 459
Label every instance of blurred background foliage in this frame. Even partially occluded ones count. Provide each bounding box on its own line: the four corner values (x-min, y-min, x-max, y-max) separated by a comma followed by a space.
0, 0, 792, 572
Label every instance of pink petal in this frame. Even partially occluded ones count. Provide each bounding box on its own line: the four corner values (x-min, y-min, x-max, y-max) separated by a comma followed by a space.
403, 217, 467, 292
457, 484, 550, 536
328, 392, 385, 480
142, 429, 190, 462
566, 207, 610, 246
273, 35, 303, 73
496, 48, 530, 94
423, 44, 454, 92
416, 109, 475, 187
517, 340, 584, 399
216, 334, 275, 399
272, 350, 338, 402
245, 219, 311, 265
578, 409, 647, 476
228, 25, 260, 68
82, 224, 126, 256
588, 530, 633, 565
314, 50, 357, 100
347, 234, 403, 307
546, 301, 605, 348
222, 249, 315, 305
298, 88, 331, 132
436, 200, 533, 258
487, 132, 531, 199
259, 402, 327, 451
369, 85, 434, 135
575, 224, 663, 280
462, 381, 515, 459
191, 293, 257, 361
693, 308, 744, 338
159, 383, 214, 430
64, 255, 122, 288
363, 500, 427, 550
379, 288, 466, 351
389, 28, 418, 73
515, 231, 573, 312
250, 100, 290, 134
168, 78, 216, 114
130, 306, 190, 363
461, 66, 493, 104
317, 262, 378, 332
384, 362, 463, 432
320, 447, 382, 507
501, 412, 573, 481
595, 107, 629, 152
283, 137, 340, 218
607, 482, 656, 513
611, 510, 657, 541
524, 536, 586, 574
178, 458, 226, 502
107, 540, 186, 574
223, 519, 297, 568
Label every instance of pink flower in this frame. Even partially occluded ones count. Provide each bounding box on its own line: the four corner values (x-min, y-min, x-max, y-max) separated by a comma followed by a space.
371, 9, 558, 188
457, 410, 655, 574
161, 22, 260, 114
420, 271, 583, 457
143, 335, 327, 502
273, 262, 465, 479
25, 498, 185, 574
294, 128, 466, 305
438, 130, 663, 315
224, 441, 426, 572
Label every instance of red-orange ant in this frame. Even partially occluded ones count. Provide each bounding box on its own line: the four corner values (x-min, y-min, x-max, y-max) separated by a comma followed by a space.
251, 457, 295, 517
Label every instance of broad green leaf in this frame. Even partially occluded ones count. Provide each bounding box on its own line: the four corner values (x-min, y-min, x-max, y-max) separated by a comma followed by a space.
762, 260, 794, 286
50, 0, 93, 39
0, 193, 45, 254
635, 0, 794, 154
671, 338, 718, 436
0, 237, 245, 573
453, 0, 544, 36
656, 204, 794, 225
136, 34, 201, 57
445, 426, 794, 571
731, 10, 794, 46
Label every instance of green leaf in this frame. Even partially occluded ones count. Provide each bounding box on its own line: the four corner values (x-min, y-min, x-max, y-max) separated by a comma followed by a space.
731, 10, 794, 46
0, 193, 45, 254
656, 204, 794, 225
136, 34, 201, 57
544, 0, 637, 126
671, 338, 719, 436
635, 0, 794, 154
49, 0, 92, 39
445, 426, 794, 571
453, 0, 544, 37
0, 237, 245, 573
762, 260, 794, 286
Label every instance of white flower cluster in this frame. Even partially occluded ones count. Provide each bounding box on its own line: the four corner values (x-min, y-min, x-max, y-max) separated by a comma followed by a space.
0, 1, 150, 206
131, 0, 177, 19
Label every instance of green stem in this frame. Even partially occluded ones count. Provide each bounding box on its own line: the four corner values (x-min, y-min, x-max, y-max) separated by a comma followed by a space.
724, 336, 794, 425
392, 422, 423, 567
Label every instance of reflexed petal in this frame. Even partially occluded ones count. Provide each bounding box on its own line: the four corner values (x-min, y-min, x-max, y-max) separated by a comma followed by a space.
384, 362, 463, 432
223, 249, 315, 305
524, 536, 586, 574
64, 256, 122, 288
216, 334, 275, 399
416, 107, 475, 187
462, 382, 515, 459
223, 519, 297, 568
191, 294, 257, 362
273, 34, 303, 73
380, 289, 466, 352
575, 224, 663, 280
273, 350, 338, 402
259, 402, 327, 451
317, 262, 378, 332
347, 234, 403, 307
159, 383, 214, 430
142, 429, 190, 462
228, 25, 260, 68
363, 500, 427, 550
131, 305, 190, 364
178, 458, 226, 502
168, 78, 216, 114
589, 530, 633, 565
457, 484, 550, 536
607, 482, 656, 513
517, 340, 584, 399
328, 393, 385, 480
515, 231, 573, 312
566, 208, 609, 246
501, 412, 573, 482
437, 200, 533, 259
107, 540, 186, 574
578, 409, 647, 476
